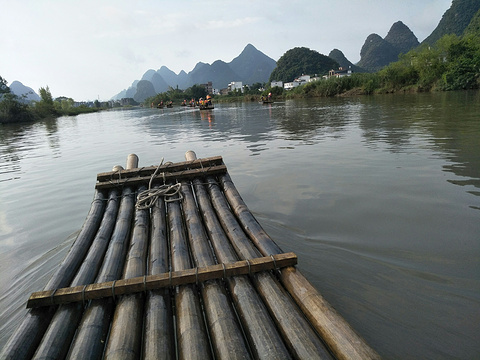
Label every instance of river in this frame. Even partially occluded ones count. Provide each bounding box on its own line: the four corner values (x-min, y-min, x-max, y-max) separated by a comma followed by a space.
1, 91, 479, 359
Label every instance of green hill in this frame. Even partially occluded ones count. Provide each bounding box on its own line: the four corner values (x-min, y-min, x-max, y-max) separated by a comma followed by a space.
423, 0, 480, 44
463, 8, 480, 36
269, 47, 338, 83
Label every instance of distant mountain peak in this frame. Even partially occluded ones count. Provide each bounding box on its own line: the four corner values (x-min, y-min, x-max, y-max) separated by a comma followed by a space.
112, 44, 276, 100
357, 21, 419, 72
9, 81, 40, 102
384, 21, 419, 54
328, 49, 365, 73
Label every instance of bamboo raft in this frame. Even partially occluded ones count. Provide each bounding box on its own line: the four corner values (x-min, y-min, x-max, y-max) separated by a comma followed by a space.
1, 151, 380, 360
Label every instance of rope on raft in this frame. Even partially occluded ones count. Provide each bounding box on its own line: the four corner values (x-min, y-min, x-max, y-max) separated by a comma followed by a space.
135, 158, 183, 210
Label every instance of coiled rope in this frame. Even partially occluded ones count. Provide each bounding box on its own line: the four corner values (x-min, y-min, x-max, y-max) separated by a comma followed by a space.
135, 158, 183, 210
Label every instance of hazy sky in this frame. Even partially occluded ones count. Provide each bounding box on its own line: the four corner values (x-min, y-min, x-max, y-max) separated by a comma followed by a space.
1, 0, 452, 101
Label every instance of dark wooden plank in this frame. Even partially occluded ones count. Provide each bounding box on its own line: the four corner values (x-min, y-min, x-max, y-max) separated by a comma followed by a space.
27, 254, 297, 308
96, 156, 224, 182
95, 164, 227, 190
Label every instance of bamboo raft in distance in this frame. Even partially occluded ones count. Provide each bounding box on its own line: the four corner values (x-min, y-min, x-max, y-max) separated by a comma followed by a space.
1, 151, 380, 360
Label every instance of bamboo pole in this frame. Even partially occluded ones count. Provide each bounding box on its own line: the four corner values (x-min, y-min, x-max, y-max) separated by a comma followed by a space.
66, 155, 138, 360
180, 178, 251, 359
31, 189, 120, 360
206, 176, 333, 359
192, 177, 292, 359
143, 192, 173, 360
168, 184, 211, 360
185, 150, 292, 359
0, 190, 107, 360
103, 185, 149, 359
219, 173, 381, 360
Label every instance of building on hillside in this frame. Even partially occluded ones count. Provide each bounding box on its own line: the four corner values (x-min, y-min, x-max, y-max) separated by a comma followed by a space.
228, 81, 243, 93
284, 75, 311, 90
284, 81, 299, 90
309, 75, 322, 82
202, 81, 213, 94
270, 81, 283, 88
326, 66, 353, 79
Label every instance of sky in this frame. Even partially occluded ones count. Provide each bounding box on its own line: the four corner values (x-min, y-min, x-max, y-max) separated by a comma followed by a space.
1, 0, 452, 101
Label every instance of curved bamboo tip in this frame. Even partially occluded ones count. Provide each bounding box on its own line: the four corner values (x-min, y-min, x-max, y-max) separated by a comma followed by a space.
126, 154, 139, 170
185, 150, 197, 161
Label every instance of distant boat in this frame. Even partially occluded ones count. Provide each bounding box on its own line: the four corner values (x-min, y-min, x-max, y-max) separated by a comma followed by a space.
260, 96, 273, 104
199, 104, 214, 110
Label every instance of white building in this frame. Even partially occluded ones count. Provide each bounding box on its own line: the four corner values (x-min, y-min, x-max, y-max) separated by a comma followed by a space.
270, 81, 283, 88
284, 82, 299, 90
284, 75, 311, 90
295, 75, 310, 83
228, 81, 243, 93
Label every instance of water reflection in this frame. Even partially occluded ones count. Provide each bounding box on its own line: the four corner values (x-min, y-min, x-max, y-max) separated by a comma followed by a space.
133, 93, 480, 190
357, 92, 480, 189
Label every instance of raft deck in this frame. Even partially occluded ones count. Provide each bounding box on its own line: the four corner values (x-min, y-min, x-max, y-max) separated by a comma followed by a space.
1, 151, 379, 360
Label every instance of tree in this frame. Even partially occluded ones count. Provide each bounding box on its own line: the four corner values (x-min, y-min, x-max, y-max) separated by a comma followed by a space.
0, 76, 34, 123
441, 34, 480, 89
34, 86, 58, 118
0, 76, 10, 94
39, 86, 54, 105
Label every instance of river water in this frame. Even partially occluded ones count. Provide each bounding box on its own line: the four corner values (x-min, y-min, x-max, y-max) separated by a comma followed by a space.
1, 92, 479, 359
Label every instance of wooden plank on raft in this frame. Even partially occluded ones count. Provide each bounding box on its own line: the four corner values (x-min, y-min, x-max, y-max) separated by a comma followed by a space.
26, 253, 297, 308
95, 164, 227, 190
96, 156, 224, 182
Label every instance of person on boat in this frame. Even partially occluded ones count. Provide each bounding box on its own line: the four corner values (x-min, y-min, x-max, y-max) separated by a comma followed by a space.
206, 95, 212, 106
